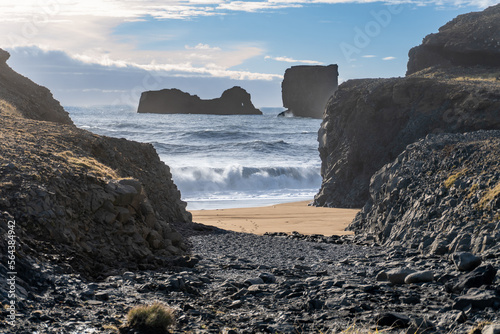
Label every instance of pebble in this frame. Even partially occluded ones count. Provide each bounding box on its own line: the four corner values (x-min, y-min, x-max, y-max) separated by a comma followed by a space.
1, 230, 499, 334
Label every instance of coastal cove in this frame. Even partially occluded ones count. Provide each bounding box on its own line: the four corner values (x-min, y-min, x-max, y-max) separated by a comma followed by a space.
68, 105, 323, 210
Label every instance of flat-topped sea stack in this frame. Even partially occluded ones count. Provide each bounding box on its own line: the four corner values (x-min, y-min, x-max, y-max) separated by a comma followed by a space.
137, 86, 262, 115
315, 4, 500, 209
281, 64, 338, 119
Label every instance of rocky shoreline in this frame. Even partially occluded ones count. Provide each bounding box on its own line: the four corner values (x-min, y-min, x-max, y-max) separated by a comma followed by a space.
1, 4, 500, 334
1, 229, 499, 333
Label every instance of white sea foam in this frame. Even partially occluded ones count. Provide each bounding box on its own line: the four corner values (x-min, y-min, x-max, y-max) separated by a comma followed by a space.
67, 105, 322, 209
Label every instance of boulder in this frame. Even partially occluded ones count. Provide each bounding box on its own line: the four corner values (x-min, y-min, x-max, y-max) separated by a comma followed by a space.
281, 64, 338, 118
453, 252, 482, 271
385, 268, 415, 284
407, 4, 500, 75
137, 86, 262, 115
452, 289, 500, 310
404, 271, 434, 284
451, 265, 498, 293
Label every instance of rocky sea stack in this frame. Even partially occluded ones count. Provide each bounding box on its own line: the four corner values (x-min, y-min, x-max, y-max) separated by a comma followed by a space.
315, 4, 500, 209
0, 49, 192, 281
281, 64, 338, 118
137, 86, 262, 115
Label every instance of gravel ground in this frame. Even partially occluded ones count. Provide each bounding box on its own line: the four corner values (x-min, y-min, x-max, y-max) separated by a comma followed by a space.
1, 229, 499, 334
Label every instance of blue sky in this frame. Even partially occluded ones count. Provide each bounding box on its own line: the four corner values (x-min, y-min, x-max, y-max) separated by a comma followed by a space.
0, 0, 496, 107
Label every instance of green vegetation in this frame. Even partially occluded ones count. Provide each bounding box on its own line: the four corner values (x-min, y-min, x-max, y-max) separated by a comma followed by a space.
125, 302, 175, 333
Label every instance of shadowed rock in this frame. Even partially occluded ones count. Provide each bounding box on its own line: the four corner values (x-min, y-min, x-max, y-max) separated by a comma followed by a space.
137, 86, 262, 115
314, 5, 500, 208
281, 65, 338, 119
0, 49, 73, 125
407, 4, 500, 75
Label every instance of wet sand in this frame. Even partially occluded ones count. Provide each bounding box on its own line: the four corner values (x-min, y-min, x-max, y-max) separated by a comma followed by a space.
190, 200, 359, 236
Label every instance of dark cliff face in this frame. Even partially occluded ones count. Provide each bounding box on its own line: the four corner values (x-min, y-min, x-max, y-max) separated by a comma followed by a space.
349, 131, 500, 256
407, 4, 500, 75
315, 5, 500, 209
138, 86, 262, 115
0, 49, 192, 278
0, 49, 73, 125
281, 65, 338, 119
315, 75, 500, 208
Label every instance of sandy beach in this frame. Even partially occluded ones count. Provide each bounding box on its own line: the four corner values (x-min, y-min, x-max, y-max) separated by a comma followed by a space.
190, 200, 359, 236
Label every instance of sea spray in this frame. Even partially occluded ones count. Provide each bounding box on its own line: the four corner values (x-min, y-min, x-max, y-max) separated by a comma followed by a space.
68, 105, 322, 209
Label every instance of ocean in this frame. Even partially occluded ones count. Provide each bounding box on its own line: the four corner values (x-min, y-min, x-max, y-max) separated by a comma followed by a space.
67, 105, 323, 210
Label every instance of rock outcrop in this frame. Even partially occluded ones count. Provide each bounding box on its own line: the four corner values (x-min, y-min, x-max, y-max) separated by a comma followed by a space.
349, 131, 500, 255
314, 5, 500, 208
0, 49, 191, 278
315, 74, 500, 208
137, 86, 262, 115
407, 4, 500, 75
0, 49, 73, 125
281, 65, 338, 119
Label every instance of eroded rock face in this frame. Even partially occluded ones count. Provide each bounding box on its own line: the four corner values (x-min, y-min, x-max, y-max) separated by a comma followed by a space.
349, 131, 500, 255
407, 4, 500, 75
137, 86, 262, 115
0, 49, 73, 125
281, 65, 338, 119
0, 49, 191, 278
314, 76, 500, 208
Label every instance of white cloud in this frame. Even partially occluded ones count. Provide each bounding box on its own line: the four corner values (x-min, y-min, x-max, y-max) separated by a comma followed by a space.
382, 56, 396, 60
362, 55, 377, 58
217, 1, 302, 12
265, 55, 323, 65
185, 43, 222, 51
0, 0, 492, 86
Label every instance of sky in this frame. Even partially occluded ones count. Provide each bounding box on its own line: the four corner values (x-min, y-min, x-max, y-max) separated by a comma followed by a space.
0, 0, 497, 107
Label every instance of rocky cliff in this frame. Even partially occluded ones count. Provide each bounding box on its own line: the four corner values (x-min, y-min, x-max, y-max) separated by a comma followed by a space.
407, 4, 500, 75
0, 49, 192, 278
0, 49, 73, 125
137, 86, 262, 115
349, 131, 500, 256
314, 74, 500, 208
281, 65, 338, 119
314, 5, 500, 208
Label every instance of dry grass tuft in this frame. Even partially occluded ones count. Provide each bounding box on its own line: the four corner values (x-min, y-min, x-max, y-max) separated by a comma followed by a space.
478, 182, 500, 209
444, 169, 468, 188
54, 150, 118, 178
125, 302, 175, 333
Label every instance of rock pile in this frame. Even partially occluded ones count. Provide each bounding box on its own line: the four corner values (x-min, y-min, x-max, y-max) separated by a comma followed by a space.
349, 130, 500, 256
3, 231, 499, 333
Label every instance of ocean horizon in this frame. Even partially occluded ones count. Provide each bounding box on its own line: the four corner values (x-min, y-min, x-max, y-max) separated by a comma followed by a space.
67, 105, 323, 210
